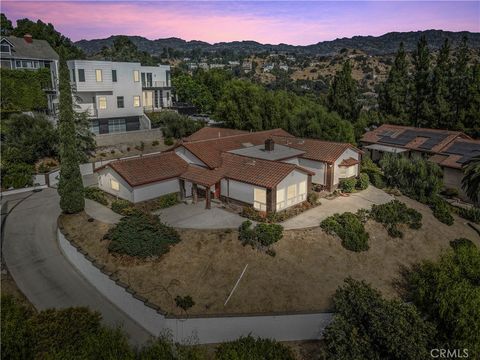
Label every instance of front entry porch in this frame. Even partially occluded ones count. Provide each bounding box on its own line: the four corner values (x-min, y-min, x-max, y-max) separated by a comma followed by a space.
179, 178, 221, 210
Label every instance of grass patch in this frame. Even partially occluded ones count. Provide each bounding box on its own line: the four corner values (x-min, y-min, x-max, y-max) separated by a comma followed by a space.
105, 212, 180, 258
320, 212, 369, 252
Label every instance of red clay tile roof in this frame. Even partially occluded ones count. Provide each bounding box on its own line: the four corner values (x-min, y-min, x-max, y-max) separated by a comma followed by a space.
96, 152, 188, 187
183, 127, 248, 142
181, 128, 295, 168
180, 166, 224, 187
360, 124, 469, 154
219, 153, 313, 189
339, 157, 360, 167
271, 136, 360, 163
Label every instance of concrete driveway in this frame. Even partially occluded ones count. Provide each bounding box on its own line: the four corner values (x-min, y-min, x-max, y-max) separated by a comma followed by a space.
155, 201, 247, 229
2, 188, 151, 345
281, 186, 394, 229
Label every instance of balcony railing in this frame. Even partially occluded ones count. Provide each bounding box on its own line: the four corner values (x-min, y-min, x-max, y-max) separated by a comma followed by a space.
76, 103, 98, 118
142, 80, 171, 88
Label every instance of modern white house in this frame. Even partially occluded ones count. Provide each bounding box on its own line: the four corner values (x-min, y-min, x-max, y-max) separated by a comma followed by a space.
95, 128, 362, 212
0, 34, 59, 115
67, 60, 172, 134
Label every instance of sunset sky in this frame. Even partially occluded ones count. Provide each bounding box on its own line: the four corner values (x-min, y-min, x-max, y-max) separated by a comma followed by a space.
2, 1, 479, 45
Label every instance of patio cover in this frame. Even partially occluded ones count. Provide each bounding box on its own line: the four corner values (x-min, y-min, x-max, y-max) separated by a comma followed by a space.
364, 144, 408, 154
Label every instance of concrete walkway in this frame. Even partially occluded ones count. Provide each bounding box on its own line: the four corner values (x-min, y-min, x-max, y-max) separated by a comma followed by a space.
84, 198, 122, 224
281, 186, 393, 229
2, 188, 151, 345
155, 201, 247, 229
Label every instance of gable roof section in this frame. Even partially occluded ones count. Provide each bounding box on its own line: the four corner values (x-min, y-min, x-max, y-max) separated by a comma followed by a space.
96, 152, 188, 187
430, 138, 480, 169
361, 124, 468, 154
2, 36, 59, 60
181, 128, 294, 168
271, 136, 359, 163
183, 127, 248, 142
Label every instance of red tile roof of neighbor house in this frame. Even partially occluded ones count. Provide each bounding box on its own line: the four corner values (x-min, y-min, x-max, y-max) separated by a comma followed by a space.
339, 157, 360, 167
97, 152, 189, 187
182, 127, 248, 142
360, 124, 469, 154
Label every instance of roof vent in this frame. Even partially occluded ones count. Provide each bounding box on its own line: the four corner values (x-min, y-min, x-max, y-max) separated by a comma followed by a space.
265, 138, 275, 151
24, 34, 33, 44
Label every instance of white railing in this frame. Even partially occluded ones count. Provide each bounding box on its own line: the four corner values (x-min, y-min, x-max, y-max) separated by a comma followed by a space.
76, 103, 97, 117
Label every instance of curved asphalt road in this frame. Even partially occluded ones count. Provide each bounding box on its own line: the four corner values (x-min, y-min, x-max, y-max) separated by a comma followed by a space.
2, 188, 152, 345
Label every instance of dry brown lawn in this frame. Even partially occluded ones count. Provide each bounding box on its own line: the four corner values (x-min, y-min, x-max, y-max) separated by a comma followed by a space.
60, 195, 479, 317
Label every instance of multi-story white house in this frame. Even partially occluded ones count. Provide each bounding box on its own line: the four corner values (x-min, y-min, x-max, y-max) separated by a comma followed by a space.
67, 60, 172, 134
0, 34, 59, 115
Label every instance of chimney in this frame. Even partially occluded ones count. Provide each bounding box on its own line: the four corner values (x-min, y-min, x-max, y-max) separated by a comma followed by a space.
24, 34, 33, 43
265, 138, 275, 151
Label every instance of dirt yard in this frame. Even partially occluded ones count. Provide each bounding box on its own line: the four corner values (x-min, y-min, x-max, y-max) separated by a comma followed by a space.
60, 195, 479, 317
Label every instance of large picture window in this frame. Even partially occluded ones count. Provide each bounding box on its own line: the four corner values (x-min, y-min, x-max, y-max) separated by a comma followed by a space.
276, 188, 285, 210
254, 188, 267, 211
108, 119, 126, 133
287, 184, 296, 205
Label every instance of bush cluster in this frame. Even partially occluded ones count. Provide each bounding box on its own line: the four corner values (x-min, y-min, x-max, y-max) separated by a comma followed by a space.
239, 220, 283, 249
320, 212, 369, 252
111, 199, 136, 215
174, 295, 195, 311
356, 173, 369, 190
339, 177, 356, 193
106, 212, 180, 258
215, 335, 295, 360
84, 187, 108, 206
361, 156, 385, 188
1, 163, 34, 189
155, 193, 179, 209
454, 206, 480, 224
428, 196, 454, 225
370, 200, 422, 238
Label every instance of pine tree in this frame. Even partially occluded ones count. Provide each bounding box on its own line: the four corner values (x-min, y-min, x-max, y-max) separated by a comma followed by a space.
379, 42, 411, 123
412, 36, 433, 127
327, 60, 360, 122
465, 62, 480, 137
430, 39, 452, 129
450, 36, 470, 129
57, 56, 85, 214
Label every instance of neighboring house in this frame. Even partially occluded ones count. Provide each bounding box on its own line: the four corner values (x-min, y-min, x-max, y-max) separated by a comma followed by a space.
95, 127, 361, 212
430, 138, 480, 201
0, 34, 59, 115
360, 124, 479, 202
67, 60, 172, 134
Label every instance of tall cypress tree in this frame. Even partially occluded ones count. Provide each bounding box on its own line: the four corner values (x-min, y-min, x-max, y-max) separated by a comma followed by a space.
465, 62, 480, 137
57, 56, 85, 213
450, 36, 470, 129
412, 36, 432, 127
430, 39, 452, 129
379, 42, 411, 123
327, 60, 360, 122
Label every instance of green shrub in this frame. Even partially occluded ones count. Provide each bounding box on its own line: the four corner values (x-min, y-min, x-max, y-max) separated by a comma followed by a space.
175, 295, 195, 311
238, 221, 283, 248
106, 212, 180, 257
321, 212, 369, 252
151, 140, 159, 146
1, 295, 34, 359
370, 173, 386, 188
449, 238, 476, 250
155, 193, 178, 209
111, 199, 134, 215
455, 206, 480, 224
356, 173, 369, 190
139, 335, 208, 360
339, 177, 356, 193
164, 137, 174, 146
441, 187, 459, 198
84, 187, 108, 206
1, 163, 34, 189
307, 191, 319, 205
215, 335, 295, 360
361, 156, 385, 188
369, 200, 422, 238
429, 196, 454, 225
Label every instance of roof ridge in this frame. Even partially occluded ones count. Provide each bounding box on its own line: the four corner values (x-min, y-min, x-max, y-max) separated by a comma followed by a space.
185, 128, 290, 144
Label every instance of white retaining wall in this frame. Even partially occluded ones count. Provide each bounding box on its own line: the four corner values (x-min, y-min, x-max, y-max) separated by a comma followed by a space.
58, 229, 333, 344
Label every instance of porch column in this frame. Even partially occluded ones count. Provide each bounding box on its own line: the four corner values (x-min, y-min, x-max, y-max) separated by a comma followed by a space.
192, 184, 198, 204
179, 179, 186, 200
266, 188, 276, 213
326, 164, 334, 191
205, 187, 211, 209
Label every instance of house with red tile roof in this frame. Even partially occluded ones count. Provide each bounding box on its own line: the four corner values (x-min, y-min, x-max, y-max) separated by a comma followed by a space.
360, 124, 479, 202
95, 127, 361, 212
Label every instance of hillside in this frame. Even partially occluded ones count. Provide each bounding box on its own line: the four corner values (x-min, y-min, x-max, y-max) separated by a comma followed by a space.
76, 30, 480, 56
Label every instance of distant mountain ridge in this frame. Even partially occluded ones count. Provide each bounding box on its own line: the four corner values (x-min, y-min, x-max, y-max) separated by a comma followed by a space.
75, 30, 480, 56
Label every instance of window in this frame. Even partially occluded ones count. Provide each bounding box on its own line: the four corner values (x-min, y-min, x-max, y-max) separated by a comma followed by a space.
110, 179, 120, 191
90, 120, 100, 134
1, 44, 11, 53
298, 181, 307, 201
339, 165, 357, 178
253, 188, 267, 211
117, 96, 124, 108
112, 69, 117, 82
98, 96, 107, 110
287, 184, 296, 205
108, 119, 126, 133
78, 69, 85, 82
276, 188, 285, 210
95, 69, 102, 82
133, 70, 140, 82
133, 95, 141, 107
71, 69, 76, 82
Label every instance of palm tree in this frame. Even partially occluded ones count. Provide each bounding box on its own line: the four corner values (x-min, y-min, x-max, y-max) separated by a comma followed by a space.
462, 155, 480, 205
